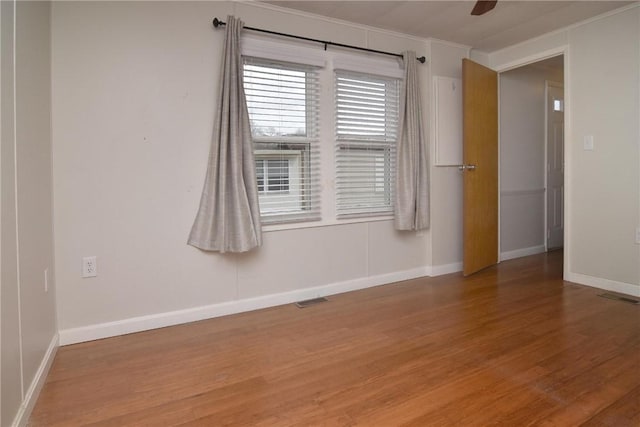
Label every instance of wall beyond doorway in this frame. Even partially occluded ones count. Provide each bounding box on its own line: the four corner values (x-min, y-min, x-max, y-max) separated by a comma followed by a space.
499, 56, 563, 260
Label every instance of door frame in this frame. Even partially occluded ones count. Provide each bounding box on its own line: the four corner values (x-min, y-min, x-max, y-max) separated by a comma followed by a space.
493, 46, 570, 276
544, 79, 564, 251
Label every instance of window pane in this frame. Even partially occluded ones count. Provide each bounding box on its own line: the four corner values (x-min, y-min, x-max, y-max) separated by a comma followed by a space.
244, 58, 320, 224
255, 144, 308, 215
244, 63, 308, 138
335, 71, 399, 217
553, 99, 564, 112
266, 159, 289, 192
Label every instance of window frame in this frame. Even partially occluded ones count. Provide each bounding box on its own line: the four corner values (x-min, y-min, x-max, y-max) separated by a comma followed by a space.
243, 57, 321, 225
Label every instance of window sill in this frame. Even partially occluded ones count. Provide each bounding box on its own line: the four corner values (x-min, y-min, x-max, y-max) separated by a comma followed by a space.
262, 215, 394, 233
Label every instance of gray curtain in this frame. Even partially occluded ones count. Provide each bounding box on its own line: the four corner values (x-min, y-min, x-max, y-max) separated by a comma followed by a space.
188, 16, 262, 253
395, 51, 429, 230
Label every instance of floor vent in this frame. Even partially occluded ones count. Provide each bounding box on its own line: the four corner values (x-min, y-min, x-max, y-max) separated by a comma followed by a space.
295, 297, 328, 308
598, 293, 640, 305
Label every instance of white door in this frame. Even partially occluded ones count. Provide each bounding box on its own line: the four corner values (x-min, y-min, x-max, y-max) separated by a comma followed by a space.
546, 82, 564, 250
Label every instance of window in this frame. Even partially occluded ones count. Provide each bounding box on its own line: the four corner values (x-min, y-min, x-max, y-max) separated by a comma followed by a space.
553, 99, 564, 112
241, 37, 405, 227
243, 58, 320, 223
335, 71, 400, 217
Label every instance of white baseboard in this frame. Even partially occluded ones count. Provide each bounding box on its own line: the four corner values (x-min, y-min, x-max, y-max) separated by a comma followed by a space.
500, 245, 546, 261
12, 334, 58, 427
59, 266, 431, 346
430, 262, 463, 276
565, 271, 640, 297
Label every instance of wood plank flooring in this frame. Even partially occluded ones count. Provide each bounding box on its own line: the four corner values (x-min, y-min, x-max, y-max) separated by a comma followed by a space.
29, 252, 640, 426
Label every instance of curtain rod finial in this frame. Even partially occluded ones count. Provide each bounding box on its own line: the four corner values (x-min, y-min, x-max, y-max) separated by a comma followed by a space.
213, 17, 224, 28
417, 56, 426, 64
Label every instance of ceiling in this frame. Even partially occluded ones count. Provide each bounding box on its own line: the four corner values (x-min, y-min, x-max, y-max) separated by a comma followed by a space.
263, 1, 633, 52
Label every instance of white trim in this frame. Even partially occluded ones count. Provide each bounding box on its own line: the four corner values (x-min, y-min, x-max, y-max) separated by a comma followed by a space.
427, 37, 472, 52
498, 63, 501, 259
565, 272, 640, 298
562, 51, 571, 277
430, 262, 463, 277
495, 46, 571, 288
494, 47, 566, 73
11, 334, 58, 427
544, 80, 549, 252
637, 6, 640, 287
263, 215, 394, 233
500, 245, 546, 262
59, 266, 431, 346
500, 188, 545, 197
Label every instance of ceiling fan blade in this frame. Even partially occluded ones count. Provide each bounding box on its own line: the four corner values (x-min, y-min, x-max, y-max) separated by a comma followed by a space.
471, 0, 498, 16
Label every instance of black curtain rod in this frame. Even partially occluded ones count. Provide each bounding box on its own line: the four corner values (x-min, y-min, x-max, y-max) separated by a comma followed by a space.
212, 18, 426, 64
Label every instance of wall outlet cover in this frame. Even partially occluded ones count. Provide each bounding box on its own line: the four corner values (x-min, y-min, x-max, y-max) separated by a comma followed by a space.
82, 256, 97, 278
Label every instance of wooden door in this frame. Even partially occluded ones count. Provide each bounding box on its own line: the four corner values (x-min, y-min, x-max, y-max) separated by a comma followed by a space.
462, 59, 498, 276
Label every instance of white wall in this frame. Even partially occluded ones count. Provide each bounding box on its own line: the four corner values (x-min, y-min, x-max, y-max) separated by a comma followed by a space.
1, 1, 58, 425
429, 40, 469, 270
51, 1, 437, 340
489, 5, 640, 294
1, 3, 22, 424
48, 1, 640, 348
1, 0, 635, 422
568, 7, 639, 288
499, 62, 563, 256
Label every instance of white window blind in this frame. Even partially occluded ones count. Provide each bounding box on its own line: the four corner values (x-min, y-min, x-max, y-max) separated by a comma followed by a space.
335, 71, 400, 217
244, 58, 320, 224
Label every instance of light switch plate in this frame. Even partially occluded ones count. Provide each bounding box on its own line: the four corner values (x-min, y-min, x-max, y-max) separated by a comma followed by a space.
583, 135, 594, 151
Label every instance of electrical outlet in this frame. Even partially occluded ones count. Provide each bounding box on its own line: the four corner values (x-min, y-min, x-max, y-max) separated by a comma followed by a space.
82, 256, 97, 278
44, 268, 49, 292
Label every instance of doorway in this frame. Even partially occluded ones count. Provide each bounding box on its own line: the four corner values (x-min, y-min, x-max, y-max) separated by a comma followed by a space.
498, 55, 564, 261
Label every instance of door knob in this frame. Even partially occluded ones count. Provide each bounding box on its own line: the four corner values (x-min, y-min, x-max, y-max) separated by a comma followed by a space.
458, 164, 477, 171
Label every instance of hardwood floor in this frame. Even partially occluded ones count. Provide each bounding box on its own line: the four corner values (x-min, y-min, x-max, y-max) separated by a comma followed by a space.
29, 252, 640, 426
